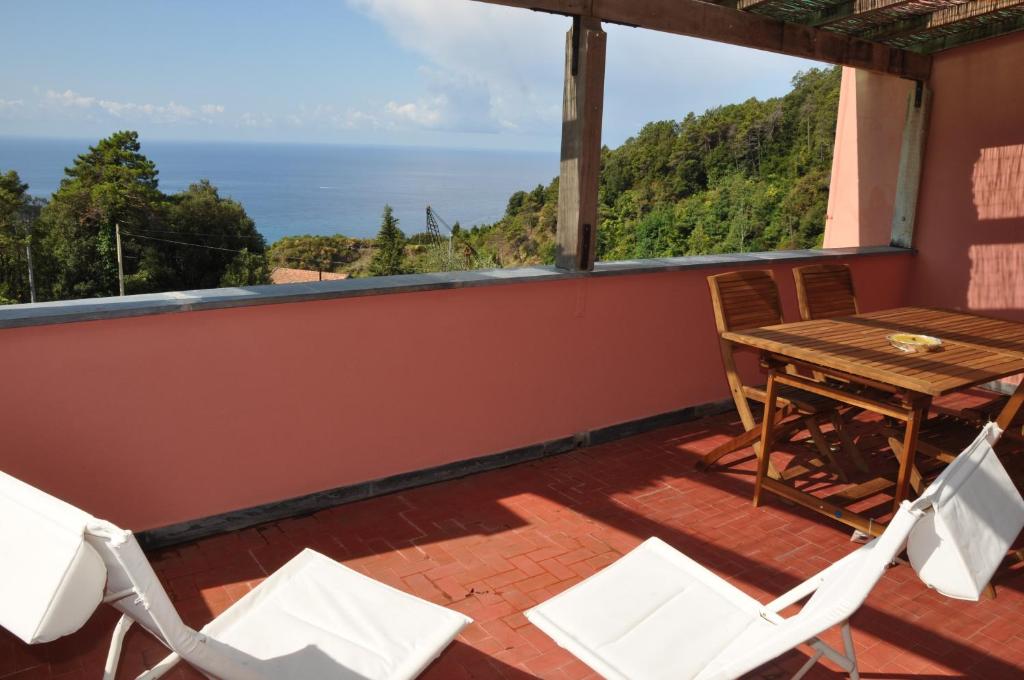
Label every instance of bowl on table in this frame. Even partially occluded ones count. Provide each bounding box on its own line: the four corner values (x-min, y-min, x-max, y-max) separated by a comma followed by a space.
888, 333, 943, 353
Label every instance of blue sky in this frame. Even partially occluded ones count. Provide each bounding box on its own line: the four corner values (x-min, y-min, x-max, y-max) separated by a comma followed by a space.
0, 0, 822, 151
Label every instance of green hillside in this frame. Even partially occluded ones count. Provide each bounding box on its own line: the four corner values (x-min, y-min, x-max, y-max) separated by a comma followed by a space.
459, 66, 840, 268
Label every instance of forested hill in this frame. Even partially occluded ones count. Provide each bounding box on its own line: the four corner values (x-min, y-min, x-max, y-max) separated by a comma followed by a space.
460, 66, 841, 267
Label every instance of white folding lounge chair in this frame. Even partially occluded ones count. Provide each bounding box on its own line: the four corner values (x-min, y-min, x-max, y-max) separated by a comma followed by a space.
0, 472, 471, 680
526, 422, 1024, 680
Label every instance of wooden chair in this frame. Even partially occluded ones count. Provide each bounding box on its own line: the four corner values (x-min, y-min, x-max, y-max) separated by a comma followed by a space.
701, 270, 857, 478
792, 263, 858, 321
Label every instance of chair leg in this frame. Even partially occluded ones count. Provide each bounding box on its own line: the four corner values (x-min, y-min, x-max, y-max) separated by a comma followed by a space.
104, 614, 134, 680
801, 621, 860, 680
806, 417, 849, 482
699, 424, 762, 469
137, 652, 185, 680
791, 648, 825, 680
887, 437, 925, 495
842, 621, 860, 680
830, 411, 870, 474
700, 413, 800, 475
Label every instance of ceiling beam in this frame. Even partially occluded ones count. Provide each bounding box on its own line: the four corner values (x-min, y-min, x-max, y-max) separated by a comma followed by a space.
469, 0, 932, 79
804, 0, 917, 28
909, 13, 1024, 51
857, 0, 1024, 41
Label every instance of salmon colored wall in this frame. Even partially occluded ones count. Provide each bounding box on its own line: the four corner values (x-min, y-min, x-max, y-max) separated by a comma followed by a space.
824, 68, 912, 248
908, 31, 1024, 320
0, 255, 910, 530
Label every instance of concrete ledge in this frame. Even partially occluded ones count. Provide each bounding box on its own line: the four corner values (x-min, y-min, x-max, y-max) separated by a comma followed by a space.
0, 246, 911, 330
137, 398, 734, 550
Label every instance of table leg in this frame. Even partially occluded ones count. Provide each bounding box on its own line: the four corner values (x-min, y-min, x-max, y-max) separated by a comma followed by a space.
995, 380, 1024, 430
893, 400, 927, 512
753, 371, 779, 507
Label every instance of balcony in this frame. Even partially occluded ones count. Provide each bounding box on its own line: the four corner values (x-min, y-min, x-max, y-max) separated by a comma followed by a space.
5, 2, 1024, 679
2, 243, 1024, 678
3, 386, 1023, 679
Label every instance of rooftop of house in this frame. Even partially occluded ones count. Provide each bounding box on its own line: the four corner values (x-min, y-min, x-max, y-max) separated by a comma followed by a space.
5, 394, 1023, 680
269, 268, 350, 285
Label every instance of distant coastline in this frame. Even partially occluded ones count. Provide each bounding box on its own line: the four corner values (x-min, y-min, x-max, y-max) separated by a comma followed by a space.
0, 136, 558, 241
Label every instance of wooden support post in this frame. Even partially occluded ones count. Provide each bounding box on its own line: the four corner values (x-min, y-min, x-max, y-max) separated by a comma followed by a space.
556, 16, 606, 272
890, 81, 932, 248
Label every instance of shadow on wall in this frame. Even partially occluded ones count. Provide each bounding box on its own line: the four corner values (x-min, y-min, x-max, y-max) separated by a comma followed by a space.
972, 144, 1024, 220
968, 244, 1024, 311
963, 144, 1024, 318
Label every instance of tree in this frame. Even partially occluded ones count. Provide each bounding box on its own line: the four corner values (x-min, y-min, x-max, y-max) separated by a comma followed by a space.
40, 131, 163, 299
0, 171, 45, 304
220, 248, 271, 287
369, 205, 407, 276
145, 180, 269, 290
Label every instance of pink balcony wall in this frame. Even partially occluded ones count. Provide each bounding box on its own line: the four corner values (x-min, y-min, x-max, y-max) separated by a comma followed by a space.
0, 255, 909, 531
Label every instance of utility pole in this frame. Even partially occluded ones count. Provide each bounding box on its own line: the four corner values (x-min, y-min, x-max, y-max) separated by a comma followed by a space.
24, 242, 36, 303
115, 222, 125, 296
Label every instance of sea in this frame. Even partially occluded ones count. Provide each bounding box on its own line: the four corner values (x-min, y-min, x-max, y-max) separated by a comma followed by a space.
0, 137, 559, 242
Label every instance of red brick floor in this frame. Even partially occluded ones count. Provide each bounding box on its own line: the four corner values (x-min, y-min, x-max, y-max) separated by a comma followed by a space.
4, 401, 1024, 679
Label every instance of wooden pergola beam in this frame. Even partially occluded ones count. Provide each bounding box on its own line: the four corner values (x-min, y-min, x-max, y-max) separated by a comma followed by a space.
470, 0, 932, 80
804, 0, 918, 28
859, 0, 1024, 42
911, 13, 1024, 51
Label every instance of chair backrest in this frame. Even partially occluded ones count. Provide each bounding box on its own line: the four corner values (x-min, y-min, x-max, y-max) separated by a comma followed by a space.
0, 470, 263, 678
0, 471, 107, 644
706, 270, 784, 429
907, 422, 1024, 600
706, 269, 783, 334
792, 263, 858, 321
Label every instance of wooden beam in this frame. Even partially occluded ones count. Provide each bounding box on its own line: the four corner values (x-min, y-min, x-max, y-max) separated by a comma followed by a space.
890, 81, 931, 248
858, 0, 1024, 41
804, 0, 917, 28
912, 14, 1024, 52
469, 0, 932, 80
556, 17, 606, 271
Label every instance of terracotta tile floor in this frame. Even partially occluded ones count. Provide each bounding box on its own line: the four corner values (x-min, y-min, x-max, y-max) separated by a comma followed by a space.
4, 400, 1024, 679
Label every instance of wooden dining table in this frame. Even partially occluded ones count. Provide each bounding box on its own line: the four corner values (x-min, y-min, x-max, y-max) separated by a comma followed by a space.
724, 306, 1024, 535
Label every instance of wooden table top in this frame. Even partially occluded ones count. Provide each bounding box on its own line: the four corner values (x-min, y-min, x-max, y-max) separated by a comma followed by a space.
723, 307, 1024, 396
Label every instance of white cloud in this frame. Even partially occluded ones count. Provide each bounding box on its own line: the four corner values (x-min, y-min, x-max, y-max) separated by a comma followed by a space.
286, 104, 386, 131
46, 89, 96, 108
240, 111, 275, 128
346, 0, 820, 144
385, 99, 443, 127
42, 89, 225, 124
347, 0, 564, 135
0, 98, 24, 113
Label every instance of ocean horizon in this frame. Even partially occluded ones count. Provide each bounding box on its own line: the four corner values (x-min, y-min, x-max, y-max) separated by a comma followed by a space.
0, 136, 559, 242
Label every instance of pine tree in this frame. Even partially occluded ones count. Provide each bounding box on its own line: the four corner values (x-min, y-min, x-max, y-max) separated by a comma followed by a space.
369, 205, 407, 276
40, 131, 163, 299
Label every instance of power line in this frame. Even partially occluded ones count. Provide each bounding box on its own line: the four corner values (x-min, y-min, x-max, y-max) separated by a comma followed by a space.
120, 230, 357, 269
122, 231, 254, 255
127, 227, 267, 241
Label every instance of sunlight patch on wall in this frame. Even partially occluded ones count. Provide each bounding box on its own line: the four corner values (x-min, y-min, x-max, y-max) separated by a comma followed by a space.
968, 243, 1024, 310
972, 144, 1024, 220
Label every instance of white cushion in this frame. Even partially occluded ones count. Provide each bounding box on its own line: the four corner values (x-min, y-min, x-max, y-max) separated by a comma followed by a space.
202, 549, 471, 680
525, 538, 771, 680
908, 422, 1024, 600
0, 471, 106, 643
